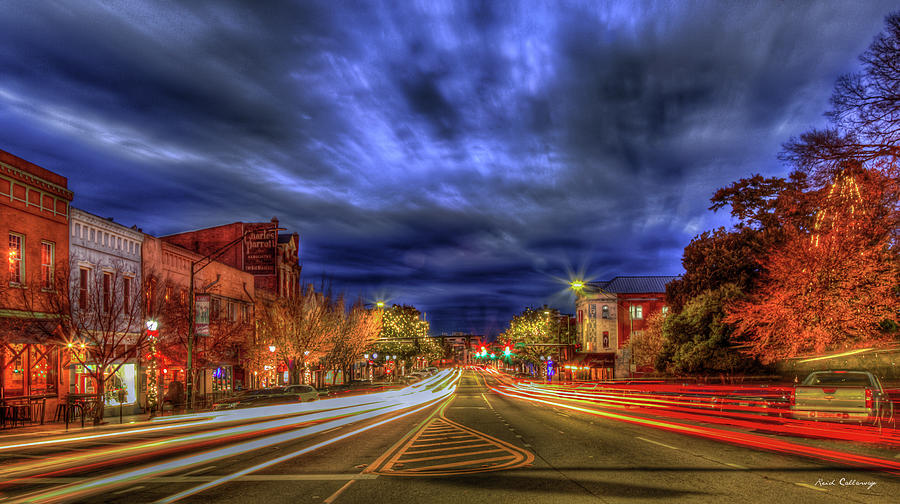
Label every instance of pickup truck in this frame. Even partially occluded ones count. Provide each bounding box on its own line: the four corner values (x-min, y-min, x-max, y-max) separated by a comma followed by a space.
790, 370, 894, 426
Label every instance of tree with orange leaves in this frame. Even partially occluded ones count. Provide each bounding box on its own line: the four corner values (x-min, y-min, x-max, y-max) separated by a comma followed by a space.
727, 167, 899, 363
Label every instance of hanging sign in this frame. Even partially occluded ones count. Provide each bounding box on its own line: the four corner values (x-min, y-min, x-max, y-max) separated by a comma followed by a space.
195, 294, 210, 336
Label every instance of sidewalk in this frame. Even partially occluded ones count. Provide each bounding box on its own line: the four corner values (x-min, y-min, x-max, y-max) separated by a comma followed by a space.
0, 408, 200, 439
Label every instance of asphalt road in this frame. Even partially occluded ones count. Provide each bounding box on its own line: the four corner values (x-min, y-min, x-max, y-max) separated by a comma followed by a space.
1, 370, 898, 503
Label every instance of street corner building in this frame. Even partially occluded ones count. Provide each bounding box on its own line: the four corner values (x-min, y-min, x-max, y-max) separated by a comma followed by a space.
572, 276, 678, 380
0, 148, 73, 422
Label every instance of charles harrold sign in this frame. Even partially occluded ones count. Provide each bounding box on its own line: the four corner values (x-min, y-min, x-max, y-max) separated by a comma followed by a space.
244, 223, 276, 275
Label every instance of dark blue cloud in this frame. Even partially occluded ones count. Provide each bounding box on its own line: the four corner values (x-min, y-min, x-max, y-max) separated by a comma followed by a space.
0, 0, 896, 334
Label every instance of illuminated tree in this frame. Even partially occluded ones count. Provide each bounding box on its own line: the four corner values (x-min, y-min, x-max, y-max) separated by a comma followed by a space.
727, 168, 899, 362
501, 307, 562, 367
258, 285, 338, 384
379, 305, 430, 341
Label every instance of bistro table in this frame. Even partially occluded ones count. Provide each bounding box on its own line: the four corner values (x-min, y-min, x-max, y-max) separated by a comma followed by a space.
58, 393, 102, 428
0, 395, 49, 428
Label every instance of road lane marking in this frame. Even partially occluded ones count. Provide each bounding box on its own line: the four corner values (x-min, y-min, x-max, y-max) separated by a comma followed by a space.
369, 412, 533, 476
481, 394, 494, 410
794, 483, 828, 492
183, 466, 216, 476
412, 439, 485, 448
636, 436, 679, 450
404, 456, 516, 472
113, 486, 145, 495
404, 443, 492, 455
361, 397, 452, 474
398, 448, 506, 463
323, 480, 355, 504
724, 463, 747, 470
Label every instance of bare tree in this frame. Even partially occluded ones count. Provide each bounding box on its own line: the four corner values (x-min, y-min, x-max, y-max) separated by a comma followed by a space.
143, 270, 253, 405
257, 285, 338, 385
322, 300, 382, 385
13, 261, 146, 424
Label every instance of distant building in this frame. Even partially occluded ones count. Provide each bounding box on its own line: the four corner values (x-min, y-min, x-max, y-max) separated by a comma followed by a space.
439, 333, 484, 364
161, 218, 301, 299
0, 149, 73, 408
572, 276, 678, 379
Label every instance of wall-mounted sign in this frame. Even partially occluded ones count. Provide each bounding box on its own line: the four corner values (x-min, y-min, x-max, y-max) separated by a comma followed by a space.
243, 223, 277, 275
195, 294, 210, 336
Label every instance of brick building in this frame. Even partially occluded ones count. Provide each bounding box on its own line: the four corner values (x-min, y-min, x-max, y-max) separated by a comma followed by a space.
142, 234, 256, 405
572, 276, 677, 379
0, 149, 73, 410
160, 218, 301, 299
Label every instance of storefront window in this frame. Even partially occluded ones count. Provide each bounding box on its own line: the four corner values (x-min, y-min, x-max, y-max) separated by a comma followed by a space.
105, 364, 137, 406
2, 344, 26, 397
2, 344, 58, 397
29, 345, 57, 395
211, 366, 232, 392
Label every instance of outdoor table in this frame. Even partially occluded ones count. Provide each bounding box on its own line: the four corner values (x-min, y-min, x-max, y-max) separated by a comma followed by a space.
0, 395, 48, 428
61, 394, 102, 428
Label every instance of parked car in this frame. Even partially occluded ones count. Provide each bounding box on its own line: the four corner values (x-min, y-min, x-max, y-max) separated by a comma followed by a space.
790, 370, 894, 426
211, 385, 319, 410
402, 373, 424, 383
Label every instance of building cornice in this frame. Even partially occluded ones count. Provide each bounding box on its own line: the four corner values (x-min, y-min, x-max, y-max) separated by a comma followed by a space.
70, 208, 144, 241
0, 161, 73, 200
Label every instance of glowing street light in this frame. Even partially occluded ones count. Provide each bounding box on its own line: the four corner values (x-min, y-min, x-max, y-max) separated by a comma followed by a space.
570, 279, 584, 290
268, 345, 276, 353
376, 300, 385, 308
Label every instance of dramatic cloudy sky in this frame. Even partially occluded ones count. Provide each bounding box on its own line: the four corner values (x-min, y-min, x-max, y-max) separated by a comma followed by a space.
1, 1, 896, 335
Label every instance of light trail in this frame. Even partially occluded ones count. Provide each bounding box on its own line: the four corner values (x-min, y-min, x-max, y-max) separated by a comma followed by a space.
486, 374, 900, 475
9, 370, 461, 504
500, 376, 900, 446
0, 370, 453, 454
157, 389, 458, 502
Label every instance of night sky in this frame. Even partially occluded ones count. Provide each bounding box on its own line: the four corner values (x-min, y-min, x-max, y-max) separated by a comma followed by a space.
1, 1, 896, 336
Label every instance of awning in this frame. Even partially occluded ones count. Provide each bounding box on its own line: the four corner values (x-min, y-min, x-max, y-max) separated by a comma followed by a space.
567, 352, 615, 369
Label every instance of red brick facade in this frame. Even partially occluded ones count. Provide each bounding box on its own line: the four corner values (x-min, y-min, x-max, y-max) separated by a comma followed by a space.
161, 218, 300, 298
0, 149, 73, 401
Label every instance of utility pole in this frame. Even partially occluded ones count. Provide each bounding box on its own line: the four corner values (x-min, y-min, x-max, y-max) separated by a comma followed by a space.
185, 224, 284, 409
